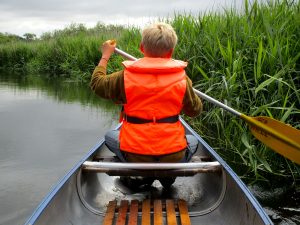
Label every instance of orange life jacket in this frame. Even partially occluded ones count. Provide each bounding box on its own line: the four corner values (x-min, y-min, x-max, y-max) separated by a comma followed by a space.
120, 57, 187, 155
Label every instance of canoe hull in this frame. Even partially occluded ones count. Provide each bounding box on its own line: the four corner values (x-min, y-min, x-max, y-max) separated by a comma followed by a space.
25, 120, 273, 225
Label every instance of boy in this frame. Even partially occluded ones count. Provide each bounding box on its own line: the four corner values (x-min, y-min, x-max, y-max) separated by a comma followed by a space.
91, 22, 202, 188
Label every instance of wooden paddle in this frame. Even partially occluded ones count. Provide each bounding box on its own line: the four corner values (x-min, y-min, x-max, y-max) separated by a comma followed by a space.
114, 48, 300, 165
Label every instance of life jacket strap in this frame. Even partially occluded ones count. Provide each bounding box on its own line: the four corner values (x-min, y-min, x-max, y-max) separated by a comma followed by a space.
124, 114, 179, 124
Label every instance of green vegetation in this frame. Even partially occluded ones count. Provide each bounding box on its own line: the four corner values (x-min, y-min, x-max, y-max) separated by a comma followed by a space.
175, 0, 300, 183
0, 32, 24, 44
0, 0, 299, 183
0, 23, 127, 81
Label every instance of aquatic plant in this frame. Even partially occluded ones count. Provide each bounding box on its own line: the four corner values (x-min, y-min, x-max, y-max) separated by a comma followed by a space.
174, 0, 300, 182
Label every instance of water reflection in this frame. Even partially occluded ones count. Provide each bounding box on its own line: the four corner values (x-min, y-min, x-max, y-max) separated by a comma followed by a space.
0, 72, 120, 113
0, 72, 119, 225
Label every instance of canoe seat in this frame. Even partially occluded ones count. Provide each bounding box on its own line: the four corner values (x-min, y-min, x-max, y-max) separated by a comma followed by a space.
82, 156, 221, 177
103, 199, 191, 225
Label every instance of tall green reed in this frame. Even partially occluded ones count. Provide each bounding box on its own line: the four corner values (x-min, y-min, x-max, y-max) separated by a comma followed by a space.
174, 0, 300, 182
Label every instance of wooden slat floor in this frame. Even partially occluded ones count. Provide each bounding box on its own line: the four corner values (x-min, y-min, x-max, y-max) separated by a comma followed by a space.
102, 199, 191, 225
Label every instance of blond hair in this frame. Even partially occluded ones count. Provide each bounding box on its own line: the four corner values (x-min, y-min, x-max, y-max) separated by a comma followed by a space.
141, 22, 178, 57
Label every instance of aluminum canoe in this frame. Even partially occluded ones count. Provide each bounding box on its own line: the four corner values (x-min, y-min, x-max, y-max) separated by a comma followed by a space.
25, 118, 273, 225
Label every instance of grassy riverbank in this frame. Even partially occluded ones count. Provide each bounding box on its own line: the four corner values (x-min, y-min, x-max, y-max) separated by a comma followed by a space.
0, 0, 299, 183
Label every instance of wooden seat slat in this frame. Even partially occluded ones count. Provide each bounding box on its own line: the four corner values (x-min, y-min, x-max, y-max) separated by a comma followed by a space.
103, 200, 117, 225
103, 199, 191, 225
154, 200, 163, 225
116, 200, 128, 225
178, 199, 191, 225
142, 199, 151, 225
166, 200, 177, 225
128, 200, 139, 225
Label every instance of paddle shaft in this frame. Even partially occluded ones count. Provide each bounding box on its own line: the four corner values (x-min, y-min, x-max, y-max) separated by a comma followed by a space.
114, 48, 241, 116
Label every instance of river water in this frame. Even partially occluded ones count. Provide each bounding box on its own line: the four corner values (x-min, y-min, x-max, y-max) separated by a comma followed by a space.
0, 73, 299, 225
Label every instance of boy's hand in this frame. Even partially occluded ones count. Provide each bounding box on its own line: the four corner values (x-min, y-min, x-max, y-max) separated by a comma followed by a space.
101, 40, 116, 59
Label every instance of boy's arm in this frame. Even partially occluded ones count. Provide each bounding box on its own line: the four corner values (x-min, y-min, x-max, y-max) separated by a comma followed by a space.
90, 40, 126, 104
90, 66, 126, 104
182, 76, 203, 117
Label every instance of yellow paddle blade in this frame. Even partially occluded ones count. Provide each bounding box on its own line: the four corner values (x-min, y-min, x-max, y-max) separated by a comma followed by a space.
240, 114, 300, 164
